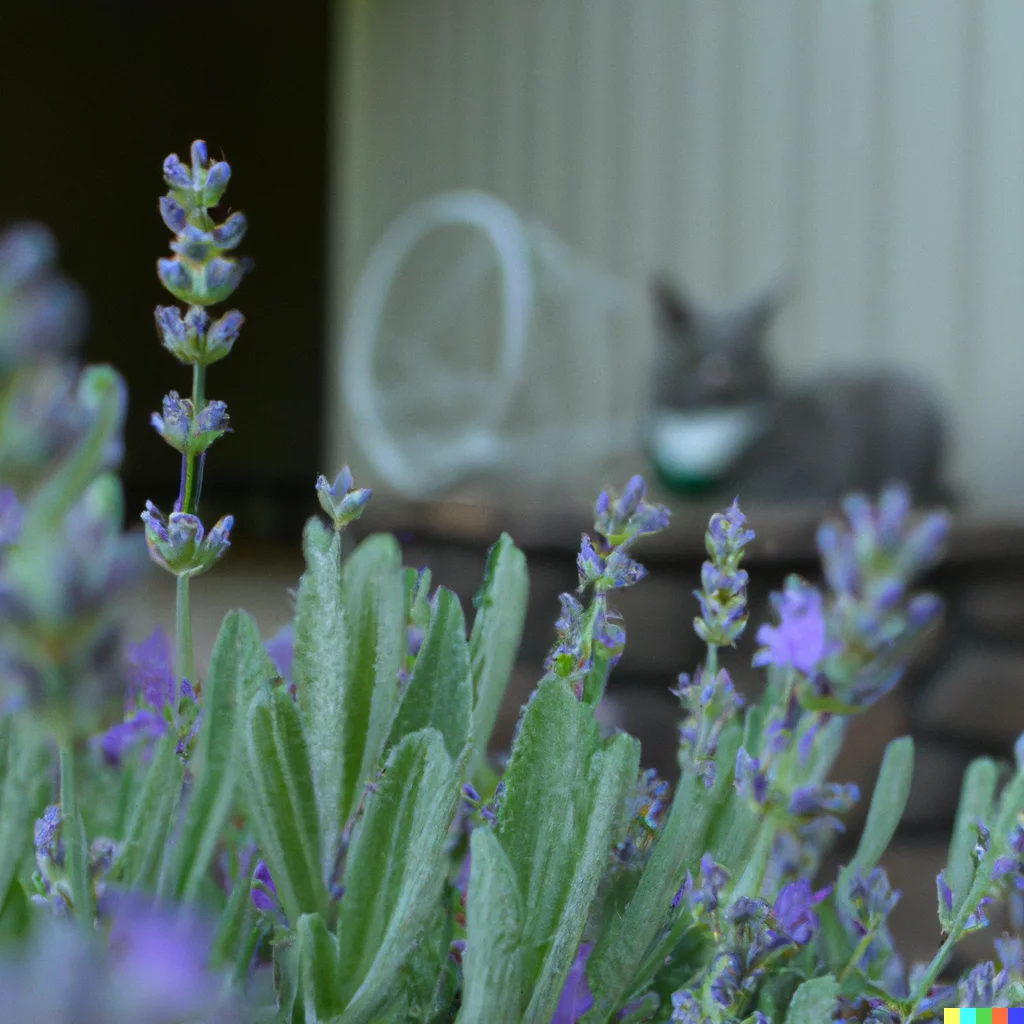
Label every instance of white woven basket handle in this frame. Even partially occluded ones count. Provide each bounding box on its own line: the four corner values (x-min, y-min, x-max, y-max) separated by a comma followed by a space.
341, 190, 533, 497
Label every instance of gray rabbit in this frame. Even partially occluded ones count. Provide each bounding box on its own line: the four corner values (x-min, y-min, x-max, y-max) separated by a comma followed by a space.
646, 280, 947, 502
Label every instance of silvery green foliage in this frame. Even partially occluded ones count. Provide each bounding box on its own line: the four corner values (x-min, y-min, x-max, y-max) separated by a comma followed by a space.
2, 143, 1024, 1024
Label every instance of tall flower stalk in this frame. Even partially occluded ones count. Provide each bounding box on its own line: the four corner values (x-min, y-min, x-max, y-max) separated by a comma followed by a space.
143, 141, 245, 690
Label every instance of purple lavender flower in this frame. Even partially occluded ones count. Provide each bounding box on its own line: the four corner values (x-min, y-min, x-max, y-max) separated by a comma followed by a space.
772, 879, 823, 945
125, 627, 176, 708
576, 533, 604, 588
735, 747, 768, 807
551, 942, 594, 1024
675, 667, 744, 788
787, 782, 859, 820
753, 575, 829, 676
616, 769, 671, 868
315, 466, 372, 530
845, 867, 901, 937
0, 223, 87, 367
97, 627, 199, 766
0, 487, 22, 549
593, 475, 670, 546
250, 859, 279, 914
150, 392, 229, 457
99, 711, 170, 766
669, 989, 704, 1023
265, 623, 294, 686
678, 854, 730, 916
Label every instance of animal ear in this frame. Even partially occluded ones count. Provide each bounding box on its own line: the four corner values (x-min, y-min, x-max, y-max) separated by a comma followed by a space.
735, 285, 785, 337
652, 278, 693, 339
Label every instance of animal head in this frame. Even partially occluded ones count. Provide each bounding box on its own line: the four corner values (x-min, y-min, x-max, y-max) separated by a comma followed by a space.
651, 279, 780, 409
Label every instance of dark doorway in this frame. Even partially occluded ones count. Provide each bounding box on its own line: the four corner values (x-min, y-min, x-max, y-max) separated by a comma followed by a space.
0, 0, 332, 540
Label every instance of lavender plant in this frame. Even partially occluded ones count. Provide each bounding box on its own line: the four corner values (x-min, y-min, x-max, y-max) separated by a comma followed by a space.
0, 141, 1021, 1022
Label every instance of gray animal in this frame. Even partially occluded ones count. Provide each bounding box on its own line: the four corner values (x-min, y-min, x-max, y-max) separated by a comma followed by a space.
647, 280, 946, 502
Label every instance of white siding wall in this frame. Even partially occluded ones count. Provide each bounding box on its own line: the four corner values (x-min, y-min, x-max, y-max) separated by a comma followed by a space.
331, 0, 1024, 509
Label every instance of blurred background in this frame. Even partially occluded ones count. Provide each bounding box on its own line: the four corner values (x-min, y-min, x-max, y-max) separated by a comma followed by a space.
6, 0, 1024, 966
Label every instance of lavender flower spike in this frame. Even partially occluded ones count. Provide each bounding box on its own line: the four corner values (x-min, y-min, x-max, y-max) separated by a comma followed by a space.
694, 499, 753, 646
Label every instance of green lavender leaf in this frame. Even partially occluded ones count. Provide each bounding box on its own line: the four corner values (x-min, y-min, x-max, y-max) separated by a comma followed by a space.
24, 366, 126, 533
522, 731, 640, 1024
298, 913, 345, 1022
164, 610, 276, 902
387, 587, 472, 761
850, 736, 914, 875
336, 728, 460, 1024
293, 516, 348, 877
60, 746, 92, 925
0, 717, 47, 915
468, 533, 528, 777
946, 756, 997, 915
211, 862, 260, 973
120, 731, 185, 891
496, 679, 598, 1009
457, 828, 523, 1024
244, 686, 328, 925
339, 533, 405, 827
784, 975, 839, 1024
583, 721, 742, 1023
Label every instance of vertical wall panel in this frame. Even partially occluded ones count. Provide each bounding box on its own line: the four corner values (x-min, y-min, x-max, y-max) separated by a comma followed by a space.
803, 2, 878, 370
334, 0, 1024, 506
965, 0, 1024, 510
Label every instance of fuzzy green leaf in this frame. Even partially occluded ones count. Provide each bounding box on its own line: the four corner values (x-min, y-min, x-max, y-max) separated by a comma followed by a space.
468, 533, 528, 774
784, 975, 839, 1024
298, 913, 345, 1022
0, 718, 47, 912
120, 731, 185, 891
946, 756, 997, 915
387, 587, 472, 761
522, 731, 640, 1024
850, 736, 914, 875
457, 828, 523, 1024
339, 533, 405, 826
244, 686, 328, 925
24, 367, 126, 533
584, 722, 742, 1023
212, 861, 261, 973
293, 516, 348, 876
164, 610, 276, 902
336, 728, 460, 1024
496, 679, 599, 1005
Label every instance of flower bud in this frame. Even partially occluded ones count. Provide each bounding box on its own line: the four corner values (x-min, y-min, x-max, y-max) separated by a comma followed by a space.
157, 257, 194, 301
190, 139, 209, 173
315, 466, 372, 530
212, 212, 248, 250
158, 196, 187, 235
204, 310, 244, 363
203, 257, 245, 304
171, 225, 216, 264
141, 501, 233, 577
163, 153, 192, 190
203, 161, 231, 207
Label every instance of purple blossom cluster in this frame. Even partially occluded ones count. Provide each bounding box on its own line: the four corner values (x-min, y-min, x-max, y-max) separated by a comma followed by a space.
545, 476, 669, 700
693, 498, 755, 648
98, 627, 200, 765
753, 484, 948, 712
